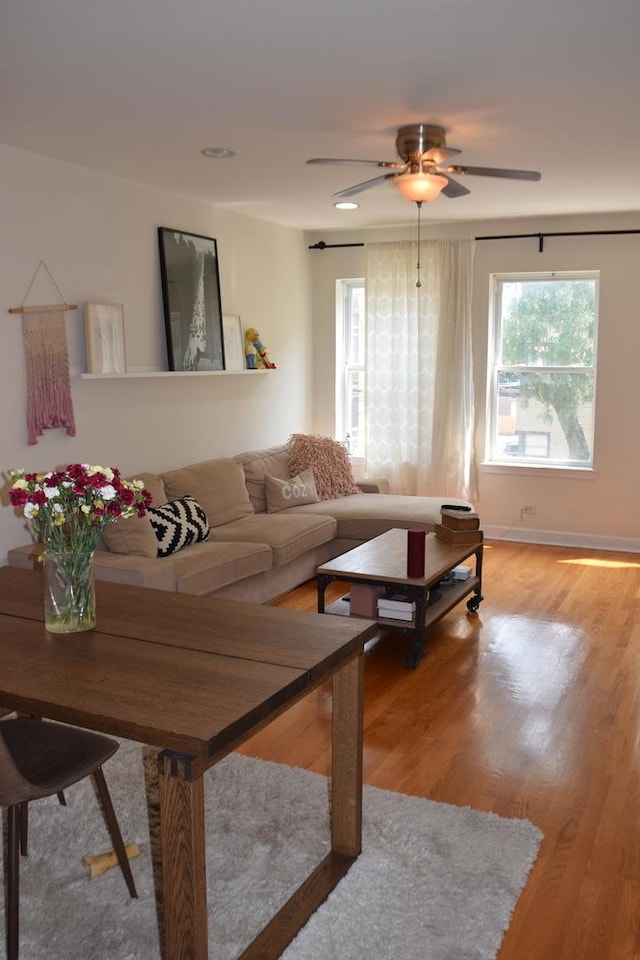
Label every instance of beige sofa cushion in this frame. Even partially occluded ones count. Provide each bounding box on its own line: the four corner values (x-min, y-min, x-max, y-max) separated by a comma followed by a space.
101, 472, 167, 558
161, 458, 253, 528
233, 444, 290, 513
8, 537, 272, 596
285, 492, 474, 540
168, 540, 272, 594
208, 512, 336, 567
265, 468, 319, 513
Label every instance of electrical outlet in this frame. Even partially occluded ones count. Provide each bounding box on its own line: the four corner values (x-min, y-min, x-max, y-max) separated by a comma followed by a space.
520, 504, 537, 521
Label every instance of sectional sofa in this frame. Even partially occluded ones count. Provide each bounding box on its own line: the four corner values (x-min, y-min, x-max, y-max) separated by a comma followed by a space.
7, 441, 474, 604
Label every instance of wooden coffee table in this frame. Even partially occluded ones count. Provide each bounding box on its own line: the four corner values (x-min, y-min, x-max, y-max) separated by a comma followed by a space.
317, 527, 483, 668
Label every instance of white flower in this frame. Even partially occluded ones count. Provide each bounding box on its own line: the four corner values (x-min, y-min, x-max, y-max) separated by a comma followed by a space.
52, 503, 64, 514
99, 484, 117, 500
44, 486, 61, 500
24, 502, 40, 518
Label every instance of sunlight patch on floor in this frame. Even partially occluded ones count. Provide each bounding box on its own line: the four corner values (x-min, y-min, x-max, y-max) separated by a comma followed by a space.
558, 557, 640, 569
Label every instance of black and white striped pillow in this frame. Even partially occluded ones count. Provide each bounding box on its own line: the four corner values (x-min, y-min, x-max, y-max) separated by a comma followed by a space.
147, 496, 209, 557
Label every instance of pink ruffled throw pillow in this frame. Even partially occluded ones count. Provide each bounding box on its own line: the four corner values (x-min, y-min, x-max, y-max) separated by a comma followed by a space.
287, 434, 360, 501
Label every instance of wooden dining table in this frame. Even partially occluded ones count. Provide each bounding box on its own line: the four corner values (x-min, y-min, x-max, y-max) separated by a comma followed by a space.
0, 566, 377, 960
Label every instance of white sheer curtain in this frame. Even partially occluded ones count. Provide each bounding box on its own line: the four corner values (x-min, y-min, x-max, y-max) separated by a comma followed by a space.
365, 238, 477, 500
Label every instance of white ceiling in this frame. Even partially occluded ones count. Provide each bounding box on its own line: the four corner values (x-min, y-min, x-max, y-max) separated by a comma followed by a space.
2, 0, 640, 231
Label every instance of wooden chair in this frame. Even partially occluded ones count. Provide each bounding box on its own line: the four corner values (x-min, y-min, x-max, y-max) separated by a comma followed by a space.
0, 718, 138, 960
0, 709, 65, 850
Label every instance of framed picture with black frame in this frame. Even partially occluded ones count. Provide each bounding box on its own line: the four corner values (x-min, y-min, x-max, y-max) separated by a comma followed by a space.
157, 227, 225, 371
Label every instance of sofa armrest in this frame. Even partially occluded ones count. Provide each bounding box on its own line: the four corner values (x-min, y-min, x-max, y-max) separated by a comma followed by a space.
356, 478, 390, 494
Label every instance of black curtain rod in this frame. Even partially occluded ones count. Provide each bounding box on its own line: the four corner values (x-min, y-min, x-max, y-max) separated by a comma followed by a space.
474, 228, 640, 253
309, 228, 640, 254
308, 241, 365, 249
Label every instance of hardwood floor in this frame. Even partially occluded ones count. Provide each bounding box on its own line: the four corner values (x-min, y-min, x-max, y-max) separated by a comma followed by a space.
238, 539, 640, 960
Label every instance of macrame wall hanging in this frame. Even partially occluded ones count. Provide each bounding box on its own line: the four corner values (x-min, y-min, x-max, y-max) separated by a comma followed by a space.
9, 261, 78, 445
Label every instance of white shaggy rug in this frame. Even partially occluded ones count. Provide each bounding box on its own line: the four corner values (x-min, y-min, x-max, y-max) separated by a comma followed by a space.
0, 739, 542, 960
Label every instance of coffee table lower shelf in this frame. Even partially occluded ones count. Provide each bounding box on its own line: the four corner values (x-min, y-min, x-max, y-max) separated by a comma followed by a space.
321, 575, 481, 669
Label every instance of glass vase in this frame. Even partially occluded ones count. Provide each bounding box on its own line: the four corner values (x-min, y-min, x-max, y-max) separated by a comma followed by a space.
43, 549, 96, 634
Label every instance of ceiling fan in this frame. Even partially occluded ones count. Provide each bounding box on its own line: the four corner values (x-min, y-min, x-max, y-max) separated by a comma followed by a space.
307, 123, 541, 204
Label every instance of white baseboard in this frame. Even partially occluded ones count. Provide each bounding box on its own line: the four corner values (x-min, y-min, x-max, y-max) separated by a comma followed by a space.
484, 524, 640, 554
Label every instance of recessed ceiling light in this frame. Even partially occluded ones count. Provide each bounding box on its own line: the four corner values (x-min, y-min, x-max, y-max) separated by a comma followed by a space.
334, 201, 359, 210
201, 147, 235, 159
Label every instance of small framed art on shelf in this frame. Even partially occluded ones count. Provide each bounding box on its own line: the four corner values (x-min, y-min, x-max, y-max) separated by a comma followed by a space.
85, 302, 126, 374
222, 314, 245, 372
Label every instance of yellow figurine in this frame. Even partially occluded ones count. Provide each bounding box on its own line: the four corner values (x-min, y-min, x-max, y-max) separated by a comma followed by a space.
244, 327, 276, 369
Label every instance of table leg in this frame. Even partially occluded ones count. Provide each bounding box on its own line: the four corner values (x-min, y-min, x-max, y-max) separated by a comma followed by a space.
331, 653, 364, 856
238, 652, 365, 960
467, 544, 484, 612
317, 573, 330, 613
158, 753, 208, 960
406, 586, 429, 669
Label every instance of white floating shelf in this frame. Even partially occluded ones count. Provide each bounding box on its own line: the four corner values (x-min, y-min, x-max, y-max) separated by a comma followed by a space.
79, 370, 272, 379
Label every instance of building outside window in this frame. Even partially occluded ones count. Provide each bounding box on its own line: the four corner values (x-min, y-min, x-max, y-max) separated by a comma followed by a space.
487, 272, 599, 468
335, 278, 365, 459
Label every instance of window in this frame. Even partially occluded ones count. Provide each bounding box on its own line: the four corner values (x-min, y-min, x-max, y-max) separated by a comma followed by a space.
336, 278, 365, 458
487, 272, 598, 468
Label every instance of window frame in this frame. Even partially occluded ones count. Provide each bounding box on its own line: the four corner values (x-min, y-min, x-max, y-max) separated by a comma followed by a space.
486, 270, 599, 471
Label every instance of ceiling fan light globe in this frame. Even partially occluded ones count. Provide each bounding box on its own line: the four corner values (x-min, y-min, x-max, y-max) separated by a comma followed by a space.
393, 172, 448, 203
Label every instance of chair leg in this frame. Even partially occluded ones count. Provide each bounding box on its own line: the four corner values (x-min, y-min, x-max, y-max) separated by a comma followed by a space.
19, 802, 28, 857
7, 805, 21, 960
19, 796, 63, 858
92, 767, 138, 898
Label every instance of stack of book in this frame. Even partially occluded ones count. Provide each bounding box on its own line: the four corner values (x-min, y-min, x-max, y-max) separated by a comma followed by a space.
377, 589, 417, 621
435, 508, 483, 546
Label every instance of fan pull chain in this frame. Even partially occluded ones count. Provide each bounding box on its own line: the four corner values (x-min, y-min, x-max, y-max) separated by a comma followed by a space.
415, 201, 422, 288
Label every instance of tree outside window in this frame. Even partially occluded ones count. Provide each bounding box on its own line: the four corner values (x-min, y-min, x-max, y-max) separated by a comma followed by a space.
488, 272, 598, 467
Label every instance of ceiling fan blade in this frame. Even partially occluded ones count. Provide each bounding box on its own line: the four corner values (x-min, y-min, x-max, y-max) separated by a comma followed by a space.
422, 146, 461, 164
442, 176, 471, 199
444, 164, 541, 181
307, 158, 405, 169
333, 172, 400, 198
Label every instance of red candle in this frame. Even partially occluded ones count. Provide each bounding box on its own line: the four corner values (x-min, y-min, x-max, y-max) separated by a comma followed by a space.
407, 529, 426, 577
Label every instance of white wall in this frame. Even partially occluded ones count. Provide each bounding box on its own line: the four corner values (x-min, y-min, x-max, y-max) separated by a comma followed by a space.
3, 143, 637, 557
306, 211, 640, 551
0, 144, 313, 562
